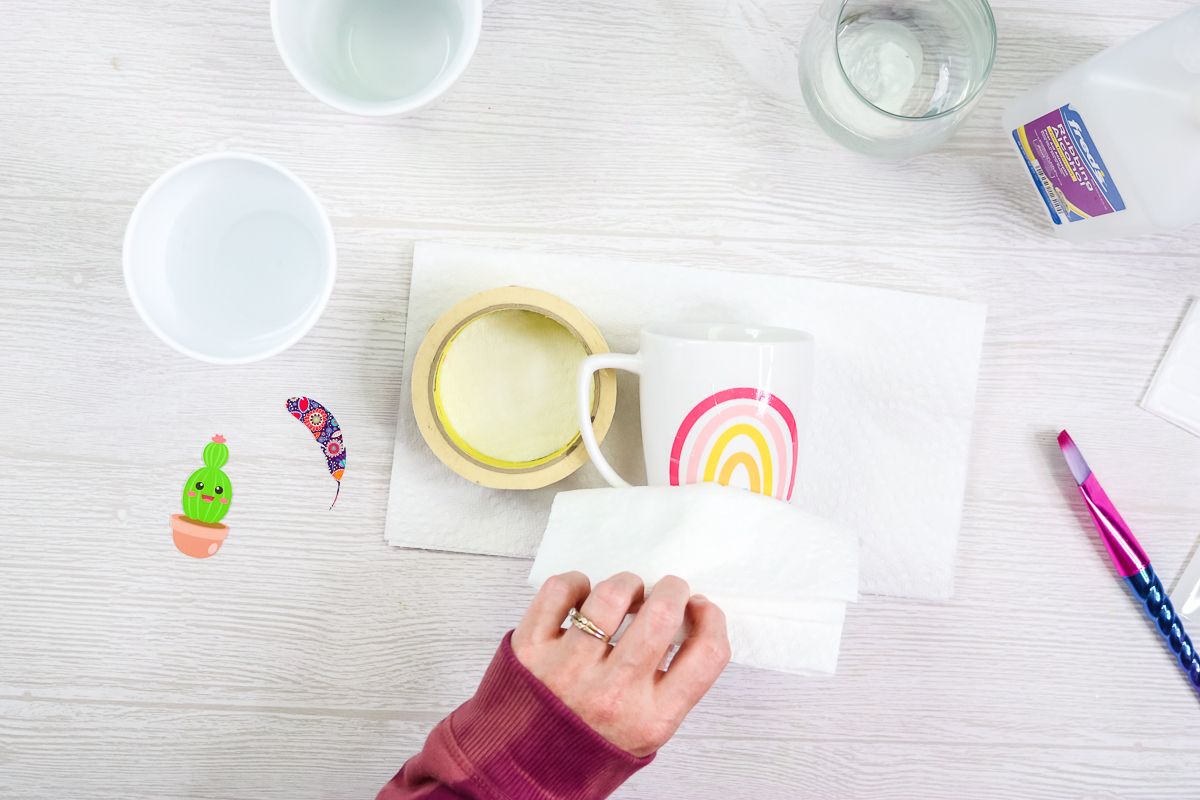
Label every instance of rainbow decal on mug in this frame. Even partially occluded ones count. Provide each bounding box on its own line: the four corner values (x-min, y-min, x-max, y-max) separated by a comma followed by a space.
669, 388, 798, 500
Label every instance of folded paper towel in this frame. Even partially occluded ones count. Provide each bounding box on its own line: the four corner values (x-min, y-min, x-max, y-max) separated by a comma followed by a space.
528, 484, 859, 674
528, 484, 858, 603
1142, 300, 1200, 437
385, 243, 986, 601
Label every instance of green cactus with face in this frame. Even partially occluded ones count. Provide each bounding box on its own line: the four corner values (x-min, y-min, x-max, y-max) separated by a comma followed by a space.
182, 435, 233, 525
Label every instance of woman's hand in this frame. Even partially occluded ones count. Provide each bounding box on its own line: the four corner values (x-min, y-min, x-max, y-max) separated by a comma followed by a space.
510, 571, 730, 758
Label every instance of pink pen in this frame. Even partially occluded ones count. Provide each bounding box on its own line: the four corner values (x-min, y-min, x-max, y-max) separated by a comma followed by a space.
1058, 430, 1200, 691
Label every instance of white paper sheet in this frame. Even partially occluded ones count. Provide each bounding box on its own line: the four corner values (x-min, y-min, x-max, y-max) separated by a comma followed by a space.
527, 485, 858, 604
1142, 299, 1200, 438
528, 484, 857, 674
385, 243, 986, 600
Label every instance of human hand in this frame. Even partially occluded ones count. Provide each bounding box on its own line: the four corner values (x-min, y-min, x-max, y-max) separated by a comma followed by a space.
510, 571, 730, 757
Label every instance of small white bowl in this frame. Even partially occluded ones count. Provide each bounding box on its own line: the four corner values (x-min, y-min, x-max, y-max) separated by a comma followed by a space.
123, 153, 336, 364
271, 0, 484, 117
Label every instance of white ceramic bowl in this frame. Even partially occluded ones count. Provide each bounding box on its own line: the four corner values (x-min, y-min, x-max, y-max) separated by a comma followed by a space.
271, 0, 484, 117
123, 152, 336, 364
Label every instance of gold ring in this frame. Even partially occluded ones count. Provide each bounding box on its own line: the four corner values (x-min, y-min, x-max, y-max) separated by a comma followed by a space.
568, 609, 612, 643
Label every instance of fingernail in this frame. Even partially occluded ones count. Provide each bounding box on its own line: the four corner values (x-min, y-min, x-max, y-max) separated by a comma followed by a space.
693, 594, 708, 603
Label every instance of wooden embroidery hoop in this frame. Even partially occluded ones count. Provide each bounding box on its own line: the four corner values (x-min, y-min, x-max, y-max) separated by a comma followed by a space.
411, 286, 617, 490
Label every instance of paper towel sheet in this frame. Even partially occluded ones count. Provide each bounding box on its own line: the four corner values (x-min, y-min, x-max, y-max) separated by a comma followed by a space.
529, 485, 856, 674
385, 243, 986, 600
725, 611, 847, 675
591, 601, 847, 676
1142, 300, 1200, 437
527, 485, 858, 604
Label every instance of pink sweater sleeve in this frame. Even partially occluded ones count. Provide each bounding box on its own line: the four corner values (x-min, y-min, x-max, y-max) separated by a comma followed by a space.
377, 631, 654, 800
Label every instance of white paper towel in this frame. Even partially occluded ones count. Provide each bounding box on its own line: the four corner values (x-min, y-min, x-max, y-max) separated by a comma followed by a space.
1142, 299, 1200, 437
600, 603, 847, 676
529, 485, 857, 674
385, 243, 986, 600
604, 602, 848, 675
527, 485, 858, 605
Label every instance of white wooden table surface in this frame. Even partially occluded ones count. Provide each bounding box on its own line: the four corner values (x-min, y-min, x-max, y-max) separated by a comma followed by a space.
4, 0, 1200, 797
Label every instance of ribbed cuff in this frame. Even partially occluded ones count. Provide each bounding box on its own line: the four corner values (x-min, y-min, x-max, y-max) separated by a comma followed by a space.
448, 631, 654, 800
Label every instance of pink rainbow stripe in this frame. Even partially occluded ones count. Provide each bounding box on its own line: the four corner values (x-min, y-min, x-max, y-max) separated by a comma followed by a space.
669, 387, 799, 500
684, 403, 789, 499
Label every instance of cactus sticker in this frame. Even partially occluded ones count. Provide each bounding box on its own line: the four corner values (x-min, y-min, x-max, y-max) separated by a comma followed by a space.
182, 436, 233, 524
170, 435, 234, 559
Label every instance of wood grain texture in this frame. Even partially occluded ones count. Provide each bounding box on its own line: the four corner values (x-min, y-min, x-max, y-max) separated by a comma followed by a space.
3, 0, 1200, 797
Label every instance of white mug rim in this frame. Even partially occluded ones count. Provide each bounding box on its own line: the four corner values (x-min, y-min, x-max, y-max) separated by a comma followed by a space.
270, 0, 484, 117
643, 322, 814, 344
122, 151, 337, 365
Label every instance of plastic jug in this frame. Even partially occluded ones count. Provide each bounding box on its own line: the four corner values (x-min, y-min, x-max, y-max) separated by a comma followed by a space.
1002, 6, 1200, 243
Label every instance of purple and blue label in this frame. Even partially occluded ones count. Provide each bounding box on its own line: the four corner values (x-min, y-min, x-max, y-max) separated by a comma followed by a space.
1013, 104, 1125, 224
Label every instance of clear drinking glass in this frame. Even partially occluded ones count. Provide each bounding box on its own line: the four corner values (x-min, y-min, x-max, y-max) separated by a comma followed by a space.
799, 0, 997, 158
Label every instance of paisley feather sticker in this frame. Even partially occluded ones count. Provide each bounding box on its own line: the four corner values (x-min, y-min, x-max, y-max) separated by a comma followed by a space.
287, 397, 346, 508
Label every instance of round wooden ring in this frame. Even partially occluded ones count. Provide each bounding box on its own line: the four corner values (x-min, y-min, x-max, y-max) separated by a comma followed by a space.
411, 286, 617, 490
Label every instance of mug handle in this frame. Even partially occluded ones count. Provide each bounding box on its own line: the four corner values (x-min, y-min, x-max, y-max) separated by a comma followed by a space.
578, 352, 642, 488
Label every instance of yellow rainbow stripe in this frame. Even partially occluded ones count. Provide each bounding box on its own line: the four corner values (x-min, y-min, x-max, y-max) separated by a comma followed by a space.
703, 423, 772, 496
717, 452, 761, 493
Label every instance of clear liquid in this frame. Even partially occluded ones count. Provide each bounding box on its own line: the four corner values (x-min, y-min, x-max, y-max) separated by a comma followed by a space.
837, 3, 984, 118
320, 0, 464, 102
166, 205, 321, 348
839, 21, 924, 115
799, 0, 995, 157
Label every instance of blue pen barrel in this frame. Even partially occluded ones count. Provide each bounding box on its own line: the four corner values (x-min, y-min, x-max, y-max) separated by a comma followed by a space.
1125, 566, 1200, 690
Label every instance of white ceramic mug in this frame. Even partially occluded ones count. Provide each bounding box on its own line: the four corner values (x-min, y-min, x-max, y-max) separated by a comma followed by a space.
272, 0, 495, 117
577, 324, 814, 500
123, 152, 336, 364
